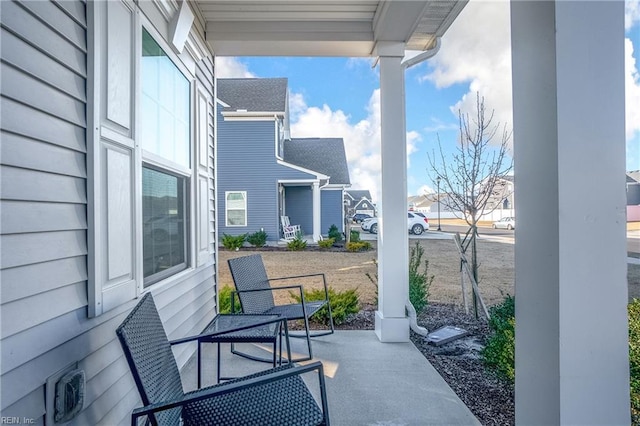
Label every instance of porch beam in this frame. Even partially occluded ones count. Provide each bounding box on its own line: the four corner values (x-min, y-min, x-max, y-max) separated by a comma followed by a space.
511, 1, 630, 423
375, 42, 410, 342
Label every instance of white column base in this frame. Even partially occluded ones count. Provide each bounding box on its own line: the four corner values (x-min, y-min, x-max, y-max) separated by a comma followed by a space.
374, 311, 410, 342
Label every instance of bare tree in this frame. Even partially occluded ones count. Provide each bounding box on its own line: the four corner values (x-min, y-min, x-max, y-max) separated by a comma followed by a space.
428, 93, 513, 317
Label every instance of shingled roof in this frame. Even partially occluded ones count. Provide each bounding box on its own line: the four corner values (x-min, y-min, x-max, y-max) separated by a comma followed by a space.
217, 78, 288, 113
346, 190, 372, 201
284, 138, 351, 185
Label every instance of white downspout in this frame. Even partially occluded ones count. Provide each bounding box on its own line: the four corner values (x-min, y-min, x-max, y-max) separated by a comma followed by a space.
401, 37, 442, 69
401, 37, 441, 337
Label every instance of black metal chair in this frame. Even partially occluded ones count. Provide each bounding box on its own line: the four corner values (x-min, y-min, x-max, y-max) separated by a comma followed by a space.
116, 293, 330, 426
227, 254, 334, 362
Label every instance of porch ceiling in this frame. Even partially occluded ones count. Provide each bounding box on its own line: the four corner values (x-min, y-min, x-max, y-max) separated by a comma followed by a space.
193, 0, 467, 57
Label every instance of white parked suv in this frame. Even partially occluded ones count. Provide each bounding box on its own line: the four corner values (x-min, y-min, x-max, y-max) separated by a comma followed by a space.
361, 212, 429, 235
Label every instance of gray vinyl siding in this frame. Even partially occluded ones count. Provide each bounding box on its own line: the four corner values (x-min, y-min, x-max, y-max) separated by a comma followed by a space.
285, 186, 313, 235
1, 2, 216, 424
1, 2, 90, 422
217, 107, 314, 240
321, 189, 344, 234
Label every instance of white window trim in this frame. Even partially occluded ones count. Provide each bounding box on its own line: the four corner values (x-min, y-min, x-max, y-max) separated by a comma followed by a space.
137, 18, 197, 295
225, 191, 247, 227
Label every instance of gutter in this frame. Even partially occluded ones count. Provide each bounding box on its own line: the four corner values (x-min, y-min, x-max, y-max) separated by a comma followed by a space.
401, 37, 442, 69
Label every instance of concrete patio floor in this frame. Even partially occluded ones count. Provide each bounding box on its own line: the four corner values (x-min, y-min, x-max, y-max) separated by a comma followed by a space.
181, 330, 480, 426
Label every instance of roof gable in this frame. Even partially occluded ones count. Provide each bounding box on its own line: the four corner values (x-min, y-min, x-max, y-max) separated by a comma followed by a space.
284, 138, 351, 185
217, 78, 288, 113
346, 190, 372, 201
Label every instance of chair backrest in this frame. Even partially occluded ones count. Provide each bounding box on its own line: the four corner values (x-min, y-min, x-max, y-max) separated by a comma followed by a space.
227, 254, 276, 314
280, 215, 291, 227
116, 293, 184, 426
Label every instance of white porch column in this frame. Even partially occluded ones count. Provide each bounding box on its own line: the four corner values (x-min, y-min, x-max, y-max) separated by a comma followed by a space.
374, 42, 409, 342
312, 181, 321, 242
511, 2, 629, 424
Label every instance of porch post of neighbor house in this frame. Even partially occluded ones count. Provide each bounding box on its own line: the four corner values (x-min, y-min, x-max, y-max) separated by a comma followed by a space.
511, 1, 629, 423
374, 42, 410, 342
312, 181, 321, 242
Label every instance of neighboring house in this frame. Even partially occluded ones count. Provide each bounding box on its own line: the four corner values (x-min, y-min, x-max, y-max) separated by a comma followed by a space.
428, 175, 515, 221
627, 171, 640, 205
627, 171, 640, 222
345, 190, 376, 216
1, 1, 217, 423
407, 195, 433, 213
484, 175, 515, 211
216, 78, 350, 241
427, 192, 458, 214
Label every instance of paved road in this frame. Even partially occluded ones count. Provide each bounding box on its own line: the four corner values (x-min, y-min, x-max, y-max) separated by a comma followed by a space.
355, 222, 640, 257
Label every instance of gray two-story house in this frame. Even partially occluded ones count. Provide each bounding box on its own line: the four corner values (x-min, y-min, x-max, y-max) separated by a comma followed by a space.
216, 78, 350, 242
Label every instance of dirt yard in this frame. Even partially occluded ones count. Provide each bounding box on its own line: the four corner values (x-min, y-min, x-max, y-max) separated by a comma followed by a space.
218, 238, 640, 307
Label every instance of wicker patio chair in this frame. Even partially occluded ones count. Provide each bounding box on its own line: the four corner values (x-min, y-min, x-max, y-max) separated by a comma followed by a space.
116, 293, 330, 426
227, 254, 334, 362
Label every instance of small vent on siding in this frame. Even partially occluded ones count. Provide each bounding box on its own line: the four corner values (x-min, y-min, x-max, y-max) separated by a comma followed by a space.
54, 369, 85, 423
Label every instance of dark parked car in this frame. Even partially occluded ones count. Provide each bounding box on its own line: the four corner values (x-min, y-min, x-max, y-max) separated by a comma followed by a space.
352, 213, 373, 224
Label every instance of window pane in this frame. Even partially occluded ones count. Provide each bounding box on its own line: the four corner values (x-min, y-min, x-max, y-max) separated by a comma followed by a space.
143, 167, 187, 285
226, 192, 246, 226
141, 29, 190, 167
227, 210, 246, 226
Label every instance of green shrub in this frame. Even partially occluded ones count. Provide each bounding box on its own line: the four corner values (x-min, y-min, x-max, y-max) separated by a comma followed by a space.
482, 295, 516, 382
346, 241, 372, 252
328, 224, 343, 242
350, 229, 361, 242
218, 286, 240, 313
318, 238, 335, 249
222, 233, 246, 250
246, 229, 268, 247
630, 299, 640, 424
287, 233, 307, 251
479, 296, 640, 420
408, 242, 434, 313
290, 287, 360, 326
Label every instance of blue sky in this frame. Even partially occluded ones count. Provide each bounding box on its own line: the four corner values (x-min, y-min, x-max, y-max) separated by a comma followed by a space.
216, 0, 640, 202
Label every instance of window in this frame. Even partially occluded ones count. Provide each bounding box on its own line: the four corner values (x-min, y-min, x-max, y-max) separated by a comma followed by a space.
141, 29, 190, 168
140, 28, 191, 286
226, 192, 247, 226
142, 167, 187, 286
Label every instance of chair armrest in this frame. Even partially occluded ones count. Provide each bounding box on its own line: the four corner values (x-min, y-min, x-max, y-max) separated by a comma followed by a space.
130, 362, 328, 425
270, 272, 325, 282
168, 316, 287, 346
231, 285, 307, 312
270, 273, 330, 300
233, 284, 305, 296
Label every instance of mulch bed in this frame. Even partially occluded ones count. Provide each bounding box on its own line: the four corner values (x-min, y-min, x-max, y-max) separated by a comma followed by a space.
334, 303, 515, 426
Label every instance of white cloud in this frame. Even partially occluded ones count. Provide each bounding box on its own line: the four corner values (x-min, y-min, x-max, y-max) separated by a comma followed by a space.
626, 38, 640, 141
627, 0, 640, 30
423, 0, 513, 136
406, 131, 422, 168
290, 90, 381, 202
214, 57, 256, 78
424, 0, 640, 161
417, 185, 435, 196
290, 89, 421, 202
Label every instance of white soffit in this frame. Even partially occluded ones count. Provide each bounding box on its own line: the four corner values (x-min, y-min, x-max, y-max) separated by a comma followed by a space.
194, 0, 467, 57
